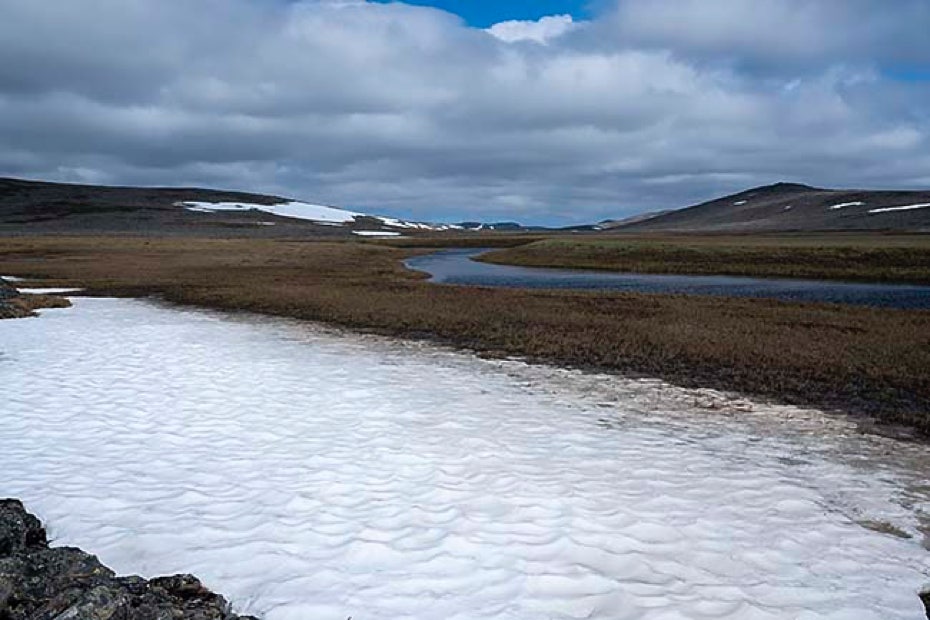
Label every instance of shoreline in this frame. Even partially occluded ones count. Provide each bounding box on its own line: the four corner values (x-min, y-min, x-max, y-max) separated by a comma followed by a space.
0, 277, 71, 318
473, 235, 930, 285
23, 287, 930, 445
1, 235, 928, 439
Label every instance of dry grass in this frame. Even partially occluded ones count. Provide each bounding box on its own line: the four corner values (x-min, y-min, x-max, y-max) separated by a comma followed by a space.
0, 293, 71, 319
1, 235, 928, 436
480, 234, 930, 283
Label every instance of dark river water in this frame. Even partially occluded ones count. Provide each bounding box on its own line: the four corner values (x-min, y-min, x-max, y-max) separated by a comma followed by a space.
405, 248, 930, 309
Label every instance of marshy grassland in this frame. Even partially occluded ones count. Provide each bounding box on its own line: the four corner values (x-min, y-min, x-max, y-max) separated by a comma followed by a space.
477, 234, 930, 284
1, 235, 928, 436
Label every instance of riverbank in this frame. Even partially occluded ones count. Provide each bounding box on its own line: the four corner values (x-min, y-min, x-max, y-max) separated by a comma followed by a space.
477, 234, 930, 284
406, 248, 930, 309
0, 235, 928, 437
0, 499, 256, 619
0, 277, 70, 318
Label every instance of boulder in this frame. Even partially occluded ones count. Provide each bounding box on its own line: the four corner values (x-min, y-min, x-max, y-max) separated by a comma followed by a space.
0, 499, 258, 620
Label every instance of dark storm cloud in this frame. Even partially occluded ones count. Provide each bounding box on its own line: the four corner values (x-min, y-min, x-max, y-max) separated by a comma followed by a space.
0, 0, 928, 224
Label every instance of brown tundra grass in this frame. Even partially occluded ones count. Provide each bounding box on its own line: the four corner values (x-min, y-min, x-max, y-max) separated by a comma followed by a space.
0, 293, 71, 319
479, 234, 930, 284
1, 235, 928, 436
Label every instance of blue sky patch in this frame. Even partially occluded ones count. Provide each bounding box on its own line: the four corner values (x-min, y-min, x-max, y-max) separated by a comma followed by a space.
371, 0, 591, 27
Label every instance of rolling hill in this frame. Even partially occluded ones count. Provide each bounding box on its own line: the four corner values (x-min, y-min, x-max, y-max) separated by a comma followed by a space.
0, 177, 462, 237
612, 183, 930, 233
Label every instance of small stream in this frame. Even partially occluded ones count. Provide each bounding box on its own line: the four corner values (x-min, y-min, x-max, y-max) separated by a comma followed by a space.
405, 248, 930, 309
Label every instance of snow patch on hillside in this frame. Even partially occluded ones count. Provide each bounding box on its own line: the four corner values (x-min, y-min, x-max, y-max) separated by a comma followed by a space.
868, 203, 930, 214
180, 201, 464, 231
829, 201, 865, 210
181, 201, 361, 224
377, 216, 463, 231
353, 231, 402, 237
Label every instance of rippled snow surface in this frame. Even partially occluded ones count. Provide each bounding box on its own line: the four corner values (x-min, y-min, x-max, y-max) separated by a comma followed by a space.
2, 299, 929, 620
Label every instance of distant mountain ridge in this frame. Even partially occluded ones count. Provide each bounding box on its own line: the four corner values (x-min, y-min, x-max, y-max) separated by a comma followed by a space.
3, 177, 929, 235
611, 182, 930, 233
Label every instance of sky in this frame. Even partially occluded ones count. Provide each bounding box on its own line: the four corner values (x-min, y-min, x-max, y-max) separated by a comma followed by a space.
371, 0, 594, 27
1, 1, 928, 225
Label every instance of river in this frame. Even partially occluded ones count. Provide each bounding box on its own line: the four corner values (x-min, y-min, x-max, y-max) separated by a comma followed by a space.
405, 249, 930, 309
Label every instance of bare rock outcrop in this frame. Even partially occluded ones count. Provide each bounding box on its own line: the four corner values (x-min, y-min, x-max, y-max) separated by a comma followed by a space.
0, 499, 258, 620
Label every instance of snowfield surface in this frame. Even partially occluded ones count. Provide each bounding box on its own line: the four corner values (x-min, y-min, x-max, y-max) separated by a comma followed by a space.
181, 200, 362, 224
868, 203, 930, 214
2, 299, 930, 620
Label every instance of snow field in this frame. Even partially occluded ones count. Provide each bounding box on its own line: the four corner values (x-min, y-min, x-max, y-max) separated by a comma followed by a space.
1, 299, 928, 620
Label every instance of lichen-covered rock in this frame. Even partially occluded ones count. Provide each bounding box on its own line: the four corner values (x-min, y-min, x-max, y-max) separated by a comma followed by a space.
0, 500, 46, 555
0, 499, 258, 619
0, 277, 18, 300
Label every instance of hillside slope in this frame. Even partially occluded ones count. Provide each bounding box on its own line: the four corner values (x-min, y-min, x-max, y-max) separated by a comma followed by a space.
0, 177, 458, 237
615, 183, 930, 233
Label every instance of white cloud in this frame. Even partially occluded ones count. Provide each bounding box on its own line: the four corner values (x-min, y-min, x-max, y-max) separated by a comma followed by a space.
608, 0, 930, 66
487, 14, 575, 44
0, 0, 927, 224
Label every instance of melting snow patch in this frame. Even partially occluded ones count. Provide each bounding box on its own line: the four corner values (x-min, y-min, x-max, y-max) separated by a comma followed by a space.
377, 216, 463, 231
1, 298, 929, 620
829, 201, 865, 210
352, 231, 402, 237
732, 200, 748, 205
180, 201, 361, 224
783, 205, 793, 211
868, 203, 930, 214
17, 287, 83, 295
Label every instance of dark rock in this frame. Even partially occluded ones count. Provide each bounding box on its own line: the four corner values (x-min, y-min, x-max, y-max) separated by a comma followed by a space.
0, 499, 258, 620
0, 278, 17, 300
920, 588, 929, 619
0, 500, 46, 555
0, 279, 31, 319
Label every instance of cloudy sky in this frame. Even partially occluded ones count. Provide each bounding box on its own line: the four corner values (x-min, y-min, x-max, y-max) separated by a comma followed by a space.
1, 0, 928, 224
